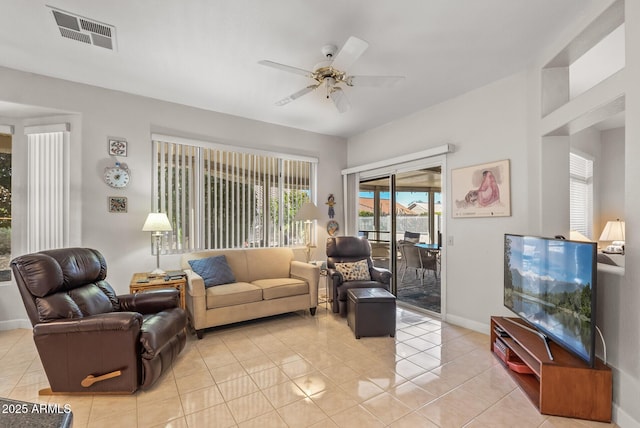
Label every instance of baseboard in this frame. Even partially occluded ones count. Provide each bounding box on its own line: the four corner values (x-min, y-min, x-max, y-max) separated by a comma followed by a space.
443, 313, 491, 335
612, 397, 640, 427
0, 318, 32, 331
397, 301, 441, 319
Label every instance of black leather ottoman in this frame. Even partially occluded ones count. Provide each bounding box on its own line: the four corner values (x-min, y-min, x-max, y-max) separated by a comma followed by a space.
347, 288, 396, 339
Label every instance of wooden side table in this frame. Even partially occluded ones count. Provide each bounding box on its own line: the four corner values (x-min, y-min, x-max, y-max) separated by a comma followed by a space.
129, 273, 186, 310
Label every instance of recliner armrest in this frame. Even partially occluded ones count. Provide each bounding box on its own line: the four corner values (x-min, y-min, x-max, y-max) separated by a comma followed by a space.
140, 309, 187, 359
33, 312, 143, 336
327, 268, 344, 285
118, 289, 180, 314
371, 267, 391, 285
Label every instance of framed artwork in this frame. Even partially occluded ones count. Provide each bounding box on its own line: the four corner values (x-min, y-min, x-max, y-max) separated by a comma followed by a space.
108, 196, 127, 213
108, 138, 127, 156
452, 159, 511, 218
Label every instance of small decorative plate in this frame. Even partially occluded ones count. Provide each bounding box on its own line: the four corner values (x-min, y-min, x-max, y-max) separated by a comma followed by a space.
327, 220, 339, 236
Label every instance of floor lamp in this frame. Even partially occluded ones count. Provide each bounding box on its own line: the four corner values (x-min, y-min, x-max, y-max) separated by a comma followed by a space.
142, 212, 173, 275
294, 202, 323, 262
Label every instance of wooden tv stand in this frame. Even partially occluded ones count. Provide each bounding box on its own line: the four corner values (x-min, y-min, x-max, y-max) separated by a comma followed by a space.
490, 316, 612, 422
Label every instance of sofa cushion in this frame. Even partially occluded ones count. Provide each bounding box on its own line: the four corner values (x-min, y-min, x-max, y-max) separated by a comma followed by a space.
246, 248, 293, 280
335, 260, 371, 281
206, 282, 262, 309
189, 255, 236, 288
252, 278, 308, 300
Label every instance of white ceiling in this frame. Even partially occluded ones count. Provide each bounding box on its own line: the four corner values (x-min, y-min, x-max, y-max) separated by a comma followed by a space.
0, 0, 601, 137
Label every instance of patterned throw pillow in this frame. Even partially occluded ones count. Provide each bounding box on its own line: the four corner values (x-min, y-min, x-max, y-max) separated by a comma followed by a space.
335, 259, 371, 281
188, 255, 236, 288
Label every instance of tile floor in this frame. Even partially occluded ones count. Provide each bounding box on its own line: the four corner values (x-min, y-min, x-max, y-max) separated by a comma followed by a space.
0, 302, 617, 428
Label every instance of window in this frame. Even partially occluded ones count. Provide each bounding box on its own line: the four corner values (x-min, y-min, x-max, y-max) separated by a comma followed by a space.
152, 135, 317, 253
0, 123, 70, 279
570, 152, 594, 238
0, 132, 11, 281
25, 125, 70, 252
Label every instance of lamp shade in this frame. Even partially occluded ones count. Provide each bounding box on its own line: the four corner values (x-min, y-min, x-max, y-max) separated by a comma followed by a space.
142, 213, 172, 232
599, 219, 625, 241
294, 202, 322, 221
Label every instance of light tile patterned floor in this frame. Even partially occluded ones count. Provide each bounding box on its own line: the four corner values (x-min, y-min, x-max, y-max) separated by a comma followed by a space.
0, 303, 618, 427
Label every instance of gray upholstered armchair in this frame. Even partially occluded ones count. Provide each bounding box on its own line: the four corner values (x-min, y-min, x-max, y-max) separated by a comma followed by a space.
11, 247, 187, 394
326, 236, 392, 316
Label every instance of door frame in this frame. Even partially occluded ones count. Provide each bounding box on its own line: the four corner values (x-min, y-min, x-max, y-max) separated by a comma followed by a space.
344, 153, 448, 319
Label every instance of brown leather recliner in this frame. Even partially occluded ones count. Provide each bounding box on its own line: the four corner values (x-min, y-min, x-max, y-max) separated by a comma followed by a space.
11, 247, 187, 394
326, 236, 392, 316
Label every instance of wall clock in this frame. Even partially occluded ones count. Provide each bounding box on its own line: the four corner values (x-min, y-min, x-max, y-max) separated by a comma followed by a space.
104, 162, 131, 188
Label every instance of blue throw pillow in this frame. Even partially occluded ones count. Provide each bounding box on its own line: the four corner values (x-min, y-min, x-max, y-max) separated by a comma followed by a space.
188, 255, 236, 288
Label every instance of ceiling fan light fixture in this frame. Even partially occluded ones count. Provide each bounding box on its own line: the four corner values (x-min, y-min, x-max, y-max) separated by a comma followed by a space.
259, 35, 404, 113
329, 87, 350, 113
324, 77, 337, 98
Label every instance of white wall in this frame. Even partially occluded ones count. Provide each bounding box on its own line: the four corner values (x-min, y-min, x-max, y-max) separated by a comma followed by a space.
0, 65, 346, 328
610, 0, 640, 424
598, 127, 625, 234
349, 72, 530, 332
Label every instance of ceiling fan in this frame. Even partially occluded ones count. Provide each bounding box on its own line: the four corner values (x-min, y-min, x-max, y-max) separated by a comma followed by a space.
259, 36, 405, 113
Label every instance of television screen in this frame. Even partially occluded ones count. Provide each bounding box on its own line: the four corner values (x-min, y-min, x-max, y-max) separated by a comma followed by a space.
504, 234, 597, 367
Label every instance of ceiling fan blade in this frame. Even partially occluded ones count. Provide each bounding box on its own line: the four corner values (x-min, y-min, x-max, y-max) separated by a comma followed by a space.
329, 87, 351, 113
346, 75, 405, 88
274, 83, 320, 106
331, 36, 369, 71
258, 60, 313, 78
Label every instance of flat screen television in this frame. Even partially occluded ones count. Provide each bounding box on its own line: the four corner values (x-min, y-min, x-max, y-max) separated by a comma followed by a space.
503, 234, 597, 367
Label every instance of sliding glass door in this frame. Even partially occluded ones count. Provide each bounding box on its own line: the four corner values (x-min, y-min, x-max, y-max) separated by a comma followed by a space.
358, 166, 443, 314
358, 175, 392, 270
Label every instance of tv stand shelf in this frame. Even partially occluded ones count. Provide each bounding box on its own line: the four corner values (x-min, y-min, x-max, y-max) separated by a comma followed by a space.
491, 316, 612, 422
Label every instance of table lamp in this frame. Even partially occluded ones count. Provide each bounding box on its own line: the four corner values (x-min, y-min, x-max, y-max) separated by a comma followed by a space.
294, 201, 322, 262
599, 219, 625, 254
142, 212, 173, 275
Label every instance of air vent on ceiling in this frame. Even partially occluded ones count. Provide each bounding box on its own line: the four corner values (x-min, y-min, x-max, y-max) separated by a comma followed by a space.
49, 7, 117, 51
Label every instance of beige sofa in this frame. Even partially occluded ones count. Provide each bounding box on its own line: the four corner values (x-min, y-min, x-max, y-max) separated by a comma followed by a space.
181, 247, 319, 338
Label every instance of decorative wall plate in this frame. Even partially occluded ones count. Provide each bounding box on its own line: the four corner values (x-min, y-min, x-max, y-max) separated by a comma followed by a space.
327, 220, 339, 236
108, 196, 127, 213
108, 138, 127, 156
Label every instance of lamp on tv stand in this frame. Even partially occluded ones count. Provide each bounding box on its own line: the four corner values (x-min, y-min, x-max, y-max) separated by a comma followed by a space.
142, 212, 173, 276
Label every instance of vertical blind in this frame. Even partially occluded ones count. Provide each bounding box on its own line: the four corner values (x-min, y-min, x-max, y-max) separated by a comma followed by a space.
152, 136, 316, 253
25, 125, 70, 252
569, 152, 593, 239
